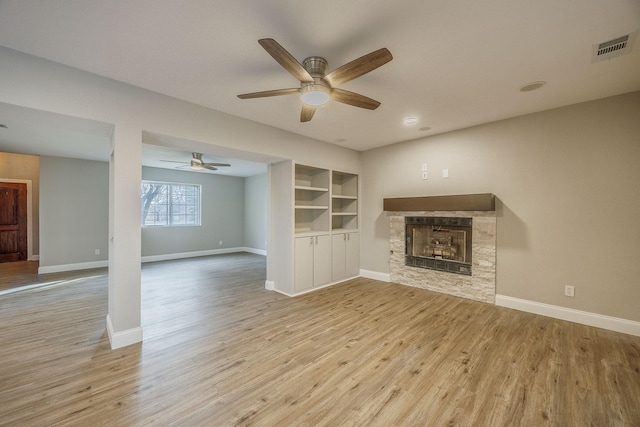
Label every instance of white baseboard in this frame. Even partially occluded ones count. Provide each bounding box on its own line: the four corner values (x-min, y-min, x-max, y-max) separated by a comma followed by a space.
38, 260, 108, 274
360, 269, 391, 282
496, 295, 640, 337
106, 314, 143, 349
142, 247, 245, 263
271, 276, 359, 297
38, 248, 266, 274
242, 247, 267, 256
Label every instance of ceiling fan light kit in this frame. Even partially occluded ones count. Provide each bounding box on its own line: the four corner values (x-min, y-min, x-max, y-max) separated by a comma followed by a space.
301, 82, 330, 106
238, 38, 392, 122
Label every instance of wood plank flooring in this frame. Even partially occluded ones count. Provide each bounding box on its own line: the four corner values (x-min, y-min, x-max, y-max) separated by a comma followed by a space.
1, 253, 639, 426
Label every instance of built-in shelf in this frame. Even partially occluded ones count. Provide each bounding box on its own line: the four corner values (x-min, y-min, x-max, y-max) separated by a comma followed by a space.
295, 185, 329, 192
295, 205, 329, 210
293, 165, 359, 234
295, 165, 330, 234
331, 171, 358, 231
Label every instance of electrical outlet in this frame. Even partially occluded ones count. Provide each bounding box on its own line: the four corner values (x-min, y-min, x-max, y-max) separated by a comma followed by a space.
421, 171, 428, 180
219, 240, 223, 245
94, 249, 100, 255
564, 285, 575, 297
421, 163, 428, 172
442, 169, 449, 178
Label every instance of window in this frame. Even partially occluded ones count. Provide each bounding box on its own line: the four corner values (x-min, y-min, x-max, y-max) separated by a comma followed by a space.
141, 181, 201, 227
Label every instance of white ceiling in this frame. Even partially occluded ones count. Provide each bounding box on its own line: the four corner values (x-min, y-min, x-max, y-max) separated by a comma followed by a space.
0, 0, 639, 157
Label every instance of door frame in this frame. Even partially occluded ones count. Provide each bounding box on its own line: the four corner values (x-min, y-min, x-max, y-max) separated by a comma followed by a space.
0, 179, 34, 261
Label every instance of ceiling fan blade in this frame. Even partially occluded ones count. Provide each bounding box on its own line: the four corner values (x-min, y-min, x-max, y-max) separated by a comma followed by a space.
331, 88, 381, 110
204, 162, 231, 167
160, 160, 189, 164
258, 38, 314, 83
203, 165, 218, 171
323, 48, 393, 87
238, 88, 300, 99
300, 104, 316, 122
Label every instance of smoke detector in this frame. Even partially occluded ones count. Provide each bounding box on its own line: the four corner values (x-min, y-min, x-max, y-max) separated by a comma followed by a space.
592, 31, 637, 62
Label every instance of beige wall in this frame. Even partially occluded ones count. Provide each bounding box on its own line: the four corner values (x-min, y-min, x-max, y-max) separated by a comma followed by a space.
39, 156, 108, 267
360, 91, 640, 322
0, 152, 40, 256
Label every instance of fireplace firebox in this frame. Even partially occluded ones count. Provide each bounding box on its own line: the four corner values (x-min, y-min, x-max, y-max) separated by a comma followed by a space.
405, 217, 472, 275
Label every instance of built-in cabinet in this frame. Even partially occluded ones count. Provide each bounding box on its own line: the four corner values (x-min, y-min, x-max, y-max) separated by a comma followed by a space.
290, 163, 359, 294
331, 232, 359, 282
294, 234, 331, 292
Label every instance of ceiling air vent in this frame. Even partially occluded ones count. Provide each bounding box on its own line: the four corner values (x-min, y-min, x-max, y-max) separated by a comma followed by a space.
592, 31, 637, 62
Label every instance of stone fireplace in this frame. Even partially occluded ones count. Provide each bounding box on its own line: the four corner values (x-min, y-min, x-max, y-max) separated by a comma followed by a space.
405, 216, 473, 275
384, 194, 497, 304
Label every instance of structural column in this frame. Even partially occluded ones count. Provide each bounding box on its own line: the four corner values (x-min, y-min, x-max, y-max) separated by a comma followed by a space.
107, 124, 143, 349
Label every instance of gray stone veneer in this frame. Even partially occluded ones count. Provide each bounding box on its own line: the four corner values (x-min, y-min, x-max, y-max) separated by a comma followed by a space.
389, 211, 496, 303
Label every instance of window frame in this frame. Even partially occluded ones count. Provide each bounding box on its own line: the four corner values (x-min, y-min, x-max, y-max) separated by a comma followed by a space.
141, 180, 202, 228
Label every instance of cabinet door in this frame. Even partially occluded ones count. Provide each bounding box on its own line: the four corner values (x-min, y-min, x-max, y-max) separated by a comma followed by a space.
331, 233, 347, 281
345, 232, 360, 278
294, 236, 314, 292
313, 234, 332, 286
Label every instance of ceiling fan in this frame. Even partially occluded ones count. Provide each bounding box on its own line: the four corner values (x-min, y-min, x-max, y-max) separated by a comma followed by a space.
238, 38, 393, 122
160, 152, 231, 171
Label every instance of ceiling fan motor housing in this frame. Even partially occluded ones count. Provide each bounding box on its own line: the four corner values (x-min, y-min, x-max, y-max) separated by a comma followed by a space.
301, 57, 331, 106
302, 56, 328, 77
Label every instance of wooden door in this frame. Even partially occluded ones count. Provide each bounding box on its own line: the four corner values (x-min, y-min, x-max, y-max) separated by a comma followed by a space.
0, 182, 28, 263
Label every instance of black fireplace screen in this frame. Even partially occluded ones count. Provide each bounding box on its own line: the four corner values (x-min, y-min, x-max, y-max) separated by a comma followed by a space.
405, 217, 472, 275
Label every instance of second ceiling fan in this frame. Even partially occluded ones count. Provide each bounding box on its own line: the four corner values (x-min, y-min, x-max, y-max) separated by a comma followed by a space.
238, 38, 393, 122
160, 152, 230, 171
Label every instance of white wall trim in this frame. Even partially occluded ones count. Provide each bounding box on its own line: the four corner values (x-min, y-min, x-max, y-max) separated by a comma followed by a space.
242, 247, 267, 256
360, 269, 391, 282
106, 314, 143, 349
38, 248, 265, 274
272, 276, 358, 297
38, 260, 108, 274
496, 295, 640, 337
141, 247, 263, 263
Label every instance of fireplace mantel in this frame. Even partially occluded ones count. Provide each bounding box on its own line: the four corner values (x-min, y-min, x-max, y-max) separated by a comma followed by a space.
383, 193, 495, 212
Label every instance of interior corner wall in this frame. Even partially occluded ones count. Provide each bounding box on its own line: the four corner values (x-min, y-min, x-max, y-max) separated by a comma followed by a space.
141, 166, 244, 256
39, 156, 108, 267
244, 173, 267, 252
360, 91, 640, 323
0, 152, 40, 256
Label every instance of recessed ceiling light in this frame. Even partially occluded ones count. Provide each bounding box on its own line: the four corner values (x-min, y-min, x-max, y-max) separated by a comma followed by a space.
404, 117, 418, 125
419, 126, 432, 132
520, 81, 546, 92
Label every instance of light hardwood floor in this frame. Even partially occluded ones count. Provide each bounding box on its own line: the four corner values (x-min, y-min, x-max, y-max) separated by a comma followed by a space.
1, 253, 639, 426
